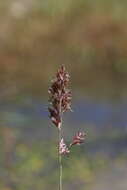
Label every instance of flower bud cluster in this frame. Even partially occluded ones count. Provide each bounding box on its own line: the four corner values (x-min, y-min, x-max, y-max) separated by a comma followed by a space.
48, 65, 72, 129
70, 131, 86, 147
59, 138, 70, 155
48, 66, 86, 155
59, 131, 86, 155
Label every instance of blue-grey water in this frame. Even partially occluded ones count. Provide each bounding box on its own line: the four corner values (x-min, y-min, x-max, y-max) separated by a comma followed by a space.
1, 98, 127, 128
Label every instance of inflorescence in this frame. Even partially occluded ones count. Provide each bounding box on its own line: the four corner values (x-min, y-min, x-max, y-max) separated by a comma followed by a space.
48, 65, 86, 155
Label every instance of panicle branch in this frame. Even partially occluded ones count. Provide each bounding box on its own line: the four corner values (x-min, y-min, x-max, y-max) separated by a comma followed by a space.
70, 131, 86, 147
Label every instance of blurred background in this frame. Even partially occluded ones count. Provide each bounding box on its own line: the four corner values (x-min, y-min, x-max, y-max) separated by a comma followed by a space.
0, 0, 127, 189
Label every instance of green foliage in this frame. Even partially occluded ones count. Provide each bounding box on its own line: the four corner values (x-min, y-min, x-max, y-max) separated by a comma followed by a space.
0, 127, 126, 190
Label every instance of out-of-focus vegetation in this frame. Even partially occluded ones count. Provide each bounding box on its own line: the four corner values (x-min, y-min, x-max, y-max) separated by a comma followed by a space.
0, 0, 127, 190
0, 0, 127, 100
0, 126, 127, 190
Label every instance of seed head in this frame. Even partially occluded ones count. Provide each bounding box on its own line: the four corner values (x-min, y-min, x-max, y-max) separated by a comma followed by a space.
70, 131, 86, 147
59, 138, 70, 155
48, 65, 72, 129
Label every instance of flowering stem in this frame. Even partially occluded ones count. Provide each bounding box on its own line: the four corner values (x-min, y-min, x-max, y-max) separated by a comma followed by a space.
58, 128, 62, 190
48, 66, 86, 190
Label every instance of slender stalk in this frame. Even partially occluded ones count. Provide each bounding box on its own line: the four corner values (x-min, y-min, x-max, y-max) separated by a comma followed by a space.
58, 128, 62, 190
58, 98, 63, 190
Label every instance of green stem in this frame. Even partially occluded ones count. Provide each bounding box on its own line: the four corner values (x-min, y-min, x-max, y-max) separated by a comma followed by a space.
59, 128, 62, 190
58, 98, 63, 190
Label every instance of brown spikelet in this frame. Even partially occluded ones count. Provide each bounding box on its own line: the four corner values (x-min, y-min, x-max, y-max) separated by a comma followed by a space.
48, 65, 72, 129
